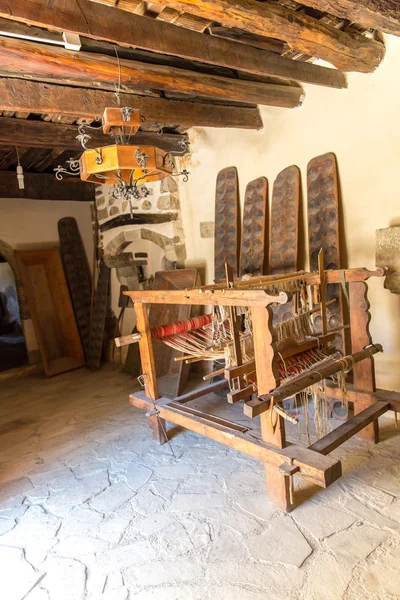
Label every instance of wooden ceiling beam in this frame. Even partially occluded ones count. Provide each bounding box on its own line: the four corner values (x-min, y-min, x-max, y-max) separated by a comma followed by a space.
0, 37, 304, 108
0, 79, 262, 130
0, 116, 189, 154
0, 170, 95, 201
293, 0, 400, 37
108, 0, 384, 72
0, 1, 347, 88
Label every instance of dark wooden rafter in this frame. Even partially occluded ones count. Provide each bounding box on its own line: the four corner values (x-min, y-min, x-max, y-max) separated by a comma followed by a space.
0, 1, 351, 85
0, 170, 95, 201
0, 37, 304, 108
297, 0, 400, 37
114, 0, 384, 72
0, 79, 263, 130
0, 116, 188, 154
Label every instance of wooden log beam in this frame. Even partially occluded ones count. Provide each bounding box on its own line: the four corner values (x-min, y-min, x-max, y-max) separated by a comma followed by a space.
0, 170, 95, 201
0, 37, 304, 109
0, 79, 263, 131
137, 0, 384, 73
130, 390, 342, 488
0, 0, 348, 87
125, 289, 288, 307
295, 0, 400, 37
0, 116, 188, 154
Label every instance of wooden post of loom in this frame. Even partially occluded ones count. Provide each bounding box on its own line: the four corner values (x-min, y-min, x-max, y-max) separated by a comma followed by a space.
251, 304, 294, 512
134, 302, 167, 445
349, 281, 378, 443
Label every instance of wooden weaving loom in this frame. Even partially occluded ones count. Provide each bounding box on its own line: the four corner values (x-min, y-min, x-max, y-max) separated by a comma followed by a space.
124, 264, 400, 512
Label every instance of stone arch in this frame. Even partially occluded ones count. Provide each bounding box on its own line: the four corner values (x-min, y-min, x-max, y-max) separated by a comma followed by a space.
0, 239, 29, 320
103, 227, 185, 263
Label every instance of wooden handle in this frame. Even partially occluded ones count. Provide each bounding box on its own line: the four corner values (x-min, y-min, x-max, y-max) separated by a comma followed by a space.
114, 332, 142, 347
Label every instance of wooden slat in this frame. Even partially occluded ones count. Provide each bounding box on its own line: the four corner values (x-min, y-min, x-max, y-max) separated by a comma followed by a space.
125, 289, 288, 307
0, 79, 262, 130
295, 0, 400, 36
130, 390, 342, 488
0, 170, 95, 201
135, 302, 159, 400
136, 0, 384, 72
326, 383, 400, 413
0, 116, 188, 153
309, 402, 390, 455
0, 37, 304, 108
0, 1, 348, 88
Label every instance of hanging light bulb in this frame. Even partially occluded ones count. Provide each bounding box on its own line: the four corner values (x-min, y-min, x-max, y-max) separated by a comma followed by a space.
16, 147, 24, 190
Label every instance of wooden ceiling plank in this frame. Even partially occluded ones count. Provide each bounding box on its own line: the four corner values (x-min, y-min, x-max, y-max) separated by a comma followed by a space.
0, 170, 96, 201
0, 37, 304, 108
0, 116, 189, 154
90, 0, 383, 72
0, 146, 29, 170
0, 79, 263, 130
0, 2, 348, 87
292, 0, 400, 37
34, 148, 66, 172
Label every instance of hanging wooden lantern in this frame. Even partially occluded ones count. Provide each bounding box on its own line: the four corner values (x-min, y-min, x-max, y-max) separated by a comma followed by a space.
102, 107, 142, 135
79, 144, 175, 185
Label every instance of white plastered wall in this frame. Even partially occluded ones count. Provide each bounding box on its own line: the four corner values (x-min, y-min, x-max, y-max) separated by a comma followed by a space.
0, 198, 93, 356
179, 34, 400, 390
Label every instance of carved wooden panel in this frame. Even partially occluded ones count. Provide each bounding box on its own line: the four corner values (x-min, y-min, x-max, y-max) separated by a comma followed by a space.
239, 176, 267, 277
307, 152, 344, 353
214, 166, 239, 281
269, 165, 299, 275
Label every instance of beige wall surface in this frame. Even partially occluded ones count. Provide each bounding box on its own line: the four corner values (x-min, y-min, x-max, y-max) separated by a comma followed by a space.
179, 35, 400, 390
0, 198, 93, 353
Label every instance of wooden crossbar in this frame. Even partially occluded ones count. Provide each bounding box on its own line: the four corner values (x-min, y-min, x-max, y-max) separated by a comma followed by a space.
309, 401, 390, 455
129, 390, 342, 488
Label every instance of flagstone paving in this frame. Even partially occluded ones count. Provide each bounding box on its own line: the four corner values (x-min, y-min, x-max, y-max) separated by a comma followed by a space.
0, 366, 399, 599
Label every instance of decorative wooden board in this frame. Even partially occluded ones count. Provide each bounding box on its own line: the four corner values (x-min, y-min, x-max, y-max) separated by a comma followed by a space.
269, 166, 300, 275
214, 167, 239, 281
239, 177, 268, 277
307, 152, 344, 353
149, 268, 200, 397
58, 217, 92, 358
86, 260, 110, 371
15, 248, 85, 377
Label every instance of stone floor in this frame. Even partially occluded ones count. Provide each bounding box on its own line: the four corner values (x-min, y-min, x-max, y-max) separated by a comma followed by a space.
0, 366, 399, 600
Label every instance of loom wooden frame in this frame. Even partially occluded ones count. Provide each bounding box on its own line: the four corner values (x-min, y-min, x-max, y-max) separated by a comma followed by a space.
126, 267, 400, 511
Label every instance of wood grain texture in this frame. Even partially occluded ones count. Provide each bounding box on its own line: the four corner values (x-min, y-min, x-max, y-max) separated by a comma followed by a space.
0, 171, 95, 201
215, 167, 239, 281
293, 0, 400, 36
135, 302, 159, 400
307, 152, 344, 354
0, 116, 188, 154
349, 281, 378, 442
0, 0, 348, 87
0, 37, 304, 108
0, 79, 262, 130
269, 166, 300, 275
141, 0, 384, 72
240, 177, 268, 277
251, 305, 293, 512
309, 401, 389, 455
130, 391, 342, 489
125, 289, 288, 307
15, 248, 84, 377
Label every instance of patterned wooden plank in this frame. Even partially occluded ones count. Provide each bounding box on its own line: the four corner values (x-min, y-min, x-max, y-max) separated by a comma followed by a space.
307, 152, 344, 353
58, 217, 92, 358
86, 260, 110, 370
214, 166, 239, 281
239, 177, 268, 277
269, 165, 300, 275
